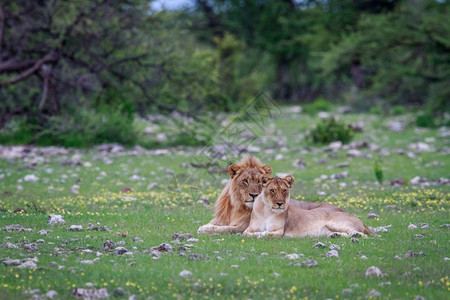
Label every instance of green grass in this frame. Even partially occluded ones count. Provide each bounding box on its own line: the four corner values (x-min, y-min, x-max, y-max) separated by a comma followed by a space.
0, 109, 449, 299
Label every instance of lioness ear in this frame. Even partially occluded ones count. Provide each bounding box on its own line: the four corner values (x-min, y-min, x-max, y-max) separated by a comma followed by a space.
283, 175, 295, 188
261, 165, 272, 175
260, 175, 271, 186
228, 164, 241, 179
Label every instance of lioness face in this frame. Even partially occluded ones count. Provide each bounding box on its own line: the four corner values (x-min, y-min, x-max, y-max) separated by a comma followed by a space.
261, 175, 295, 213
228, 163, 272, 209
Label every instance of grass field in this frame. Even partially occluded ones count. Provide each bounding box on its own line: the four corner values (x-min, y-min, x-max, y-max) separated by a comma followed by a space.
0, 108, 449, 299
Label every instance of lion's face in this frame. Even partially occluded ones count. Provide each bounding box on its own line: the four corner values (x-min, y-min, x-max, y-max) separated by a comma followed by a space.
261, 175, 295, 213
228, 163, 272, 209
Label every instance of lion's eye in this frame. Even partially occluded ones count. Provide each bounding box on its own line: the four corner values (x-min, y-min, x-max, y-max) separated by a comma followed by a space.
282, 189, 287, 194
242, 179, 248, 184
270, 189, 275, 194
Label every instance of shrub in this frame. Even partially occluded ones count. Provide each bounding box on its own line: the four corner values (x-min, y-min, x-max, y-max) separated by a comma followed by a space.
392, 105, 406, 115
304, 98, 332, 115
309, 117, 354, 144
369, 107, 382, 115
374, 159, 383, 184
416, 113, 435, 128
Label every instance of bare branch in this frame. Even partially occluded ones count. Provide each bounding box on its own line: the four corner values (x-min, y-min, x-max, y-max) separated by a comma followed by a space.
0, 52, 58, 87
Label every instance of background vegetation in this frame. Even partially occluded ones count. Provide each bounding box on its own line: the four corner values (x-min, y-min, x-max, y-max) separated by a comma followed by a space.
0, 0, 449, 146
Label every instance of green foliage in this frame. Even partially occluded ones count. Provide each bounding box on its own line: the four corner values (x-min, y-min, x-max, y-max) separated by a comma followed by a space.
374, 159, 384, 184
369, 107, 382, 115
309, 118, 354, 144
392, 105, 406, 115
303, 98, 332, 115
416, 113, 436, 128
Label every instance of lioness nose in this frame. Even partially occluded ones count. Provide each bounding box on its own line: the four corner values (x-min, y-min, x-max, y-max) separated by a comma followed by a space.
249, 193, 258, 200
276, 202, 283, 207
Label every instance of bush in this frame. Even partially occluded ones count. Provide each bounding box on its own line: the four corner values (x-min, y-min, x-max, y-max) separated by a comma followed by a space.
416, 113, 436, 128
392, 105, 406, 115
303, 98, 332, 115
309, 117, 354, 144
369, 107, 382, 115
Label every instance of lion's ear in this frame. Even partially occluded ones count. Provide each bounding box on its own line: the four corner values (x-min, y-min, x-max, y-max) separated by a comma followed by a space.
260, 175, 271, 187
261, 165, 272, 175
283, 175, 295, 188
228, 164, 241, 178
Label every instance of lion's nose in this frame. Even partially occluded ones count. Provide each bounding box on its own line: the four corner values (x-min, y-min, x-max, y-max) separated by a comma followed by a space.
276, 202, 284, 207
249, 193, 258, 200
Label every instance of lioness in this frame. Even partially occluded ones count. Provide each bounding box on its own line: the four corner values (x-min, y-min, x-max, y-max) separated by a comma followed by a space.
197, 156, 343, 234
243, 175, 372, 238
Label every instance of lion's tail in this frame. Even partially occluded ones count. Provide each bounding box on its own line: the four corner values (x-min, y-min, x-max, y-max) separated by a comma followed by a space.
363, 225, 375, 236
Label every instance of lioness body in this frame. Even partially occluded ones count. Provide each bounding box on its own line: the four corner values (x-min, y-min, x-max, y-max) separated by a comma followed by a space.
243, 176, 371, 238
197, 156, 343, 234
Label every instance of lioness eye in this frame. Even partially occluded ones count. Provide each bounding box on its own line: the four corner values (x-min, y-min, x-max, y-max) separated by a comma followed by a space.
270, 189, 275, 194
242, 179, 248, 184
283, 189, 287, 194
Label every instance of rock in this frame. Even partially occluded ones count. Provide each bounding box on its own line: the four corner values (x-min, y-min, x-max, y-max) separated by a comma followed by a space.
47, 215, 66, 226
414, 234, 425, 238
133, 237, 143, 243
379, 281, 391, 286
90, 226, 110, 232
330, 171, 348, 180
365, 266, 383, 277
440, 224, 450, 228
17, 260, 37, 269
147, 182, 159, 189
325, 141, 342, 152
199, 197, 210, 205
348, 122, 363, 131
351, 237, 360, 243
404, 250, 426, 258
390, 178, 405, 186
336, 162, 350, 168
187, 238, 199, 243
408, 142, 433, 152
188, 253, 206, 261
386, 120, 405, 133
103, 240, 115, 251
329, 244, 340, 250
179, 270, 192, 277
121, 187, 132, 193
114, 247, 128, 255
113, 287, 126, 297
79, 260, 94, 265
172, 233, 192, 241
285, 253, 300, 260
341, 289, 353, 295
129, 295, 138, 300
347, 149, 371, 159
38, 230, 47, 235
24, 174, 39, 182
45, 290, 58, 299
360, 255, 367, 260
313, 242, 326, 249
414, 296, 425, 300
5, 224, 25, 232
408, 224, 418, 229
116, 241, 126, 245
73, 288, 110, 299
2, 259, 22, 266
69, 185, 80, 194
394, 255, 402, 260
368, 211, 380, 219
301, 260, 318, 268
230, 265, 239, 268
326, 250, 339, 258
155, 243, 172, 252
1, 242, 18, 249
370, 225, 391, 233
69, 225, 83, 231
292, 159, 306, 169
287, 262, 300, 266
24, 243, 38, 252
368, 289, 381, 297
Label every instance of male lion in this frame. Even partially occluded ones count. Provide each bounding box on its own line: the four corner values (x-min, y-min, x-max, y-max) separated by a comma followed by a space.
243, 175, 372, 238
197, 156, 343, 234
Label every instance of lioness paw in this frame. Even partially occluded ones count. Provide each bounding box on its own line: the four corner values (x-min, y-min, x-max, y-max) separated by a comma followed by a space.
197, 224, 215, 234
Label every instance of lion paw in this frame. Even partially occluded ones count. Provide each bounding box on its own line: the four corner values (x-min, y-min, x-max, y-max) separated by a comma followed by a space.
328, 232, 348, 238
197, 224, 215, 234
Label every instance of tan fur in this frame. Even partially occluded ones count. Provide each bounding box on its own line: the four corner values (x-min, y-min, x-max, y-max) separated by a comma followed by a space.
197, 155, 271, 234
243, 175, 373, 238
